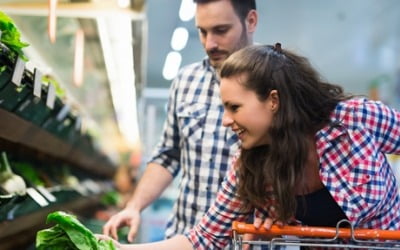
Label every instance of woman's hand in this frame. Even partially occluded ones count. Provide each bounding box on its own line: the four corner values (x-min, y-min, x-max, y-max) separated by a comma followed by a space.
241, 217, 284, 250
95, 234, 193, 250
253, 217, 284, 230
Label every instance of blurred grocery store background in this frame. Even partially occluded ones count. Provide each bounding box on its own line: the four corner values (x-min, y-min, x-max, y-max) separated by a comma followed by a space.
0, 0, 400, 248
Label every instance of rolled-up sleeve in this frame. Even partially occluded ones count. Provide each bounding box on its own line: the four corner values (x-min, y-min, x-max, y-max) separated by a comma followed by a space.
147, 77, 181, 177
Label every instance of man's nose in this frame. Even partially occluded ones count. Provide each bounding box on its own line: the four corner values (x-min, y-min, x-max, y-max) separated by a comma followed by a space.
205, 34, 218, 50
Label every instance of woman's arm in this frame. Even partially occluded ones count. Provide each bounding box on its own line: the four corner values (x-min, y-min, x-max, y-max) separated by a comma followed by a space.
360, 99, 400, 154
100, 164, 251, 249
187, 167, 252, 248
97, 234, 193, 250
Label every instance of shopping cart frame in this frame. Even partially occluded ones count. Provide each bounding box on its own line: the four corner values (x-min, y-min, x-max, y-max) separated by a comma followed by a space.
232, 219, 400, 249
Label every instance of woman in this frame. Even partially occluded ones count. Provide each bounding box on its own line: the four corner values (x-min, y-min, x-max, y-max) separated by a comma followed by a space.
98, 44, 400, 249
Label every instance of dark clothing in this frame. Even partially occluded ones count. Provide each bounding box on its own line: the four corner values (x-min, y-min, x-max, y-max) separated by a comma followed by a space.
296, 187, 348, 227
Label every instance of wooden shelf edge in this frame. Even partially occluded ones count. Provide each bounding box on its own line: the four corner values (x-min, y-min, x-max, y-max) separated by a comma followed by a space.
0, 108, 116, 178
0, 194, 102, 250
0, 195, 100, 238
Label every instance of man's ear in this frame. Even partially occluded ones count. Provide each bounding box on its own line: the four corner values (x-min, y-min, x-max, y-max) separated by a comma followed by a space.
246, 9, 258, 33
269, 90, 279, 112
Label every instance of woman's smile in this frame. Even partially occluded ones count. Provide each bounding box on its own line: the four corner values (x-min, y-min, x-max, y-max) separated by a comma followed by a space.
233, 127, 245, 139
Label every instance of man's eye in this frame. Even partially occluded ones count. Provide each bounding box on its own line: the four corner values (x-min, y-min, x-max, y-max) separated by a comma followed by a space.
215, 28, 228, 35
230, 105, 239, 111
198, 29, 206, 36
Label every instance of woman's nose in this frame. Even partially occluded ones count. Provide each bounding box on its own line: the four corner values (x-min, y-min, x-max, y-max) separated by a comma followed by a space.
222, 113, 233, 127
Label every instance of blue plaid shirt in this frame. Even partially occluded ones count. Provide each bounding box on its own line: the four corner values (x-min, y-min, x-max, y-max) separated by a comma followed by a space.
148, 58, 240, 238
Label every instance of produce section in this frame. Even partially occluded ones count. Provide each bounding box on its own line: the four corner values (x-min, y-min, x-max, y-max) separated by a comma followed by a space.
36, 211, 116, 250
0, 152, 27, 195
0, 0, 399, 248
0, 12, 117, 250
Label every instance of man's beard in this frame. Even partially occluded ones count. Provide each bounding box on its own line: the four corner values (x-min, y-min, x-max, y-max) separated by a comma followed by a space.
209, 28, 249, 69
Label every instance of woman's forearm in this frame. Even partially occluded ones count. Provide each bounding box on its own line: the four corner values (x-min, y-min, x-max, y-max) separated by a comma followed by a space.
119, 235, 193, 250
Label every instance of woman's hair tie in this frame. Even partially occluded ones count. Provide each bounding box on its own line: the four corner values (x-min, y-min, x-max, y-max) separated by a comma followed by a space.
274, 42, 282, 52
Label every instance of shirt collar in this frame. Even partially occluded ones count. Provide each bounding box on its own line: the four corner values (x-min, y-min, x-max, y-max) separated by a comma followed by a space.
316, 121, 347, 158
202, 57, 219, 81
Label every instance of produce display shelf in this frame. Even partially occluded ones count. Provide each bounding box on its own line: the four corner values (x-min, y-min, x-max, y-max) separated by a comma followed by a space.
0, 24, 116, 250
0, 194, 102, 250
0, 108, 115, 178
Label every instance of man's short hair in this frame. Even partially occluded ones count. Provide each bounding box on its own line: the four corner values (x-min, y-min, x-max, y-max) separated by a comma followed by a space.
193, 0, 256, 22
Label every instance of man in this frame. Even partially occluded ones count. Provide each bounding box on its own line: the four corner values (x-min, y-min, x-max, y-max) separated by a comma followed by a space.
103, 0, 258, 242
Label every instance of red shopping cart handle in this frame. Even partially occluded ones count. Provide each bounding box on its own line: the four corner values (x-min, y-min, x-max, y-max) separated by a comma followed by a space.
232, 221, 400, 240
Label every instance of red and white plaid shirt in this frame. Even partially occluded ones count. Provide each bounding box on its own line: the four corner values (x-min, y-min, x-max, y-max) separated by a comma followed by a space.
187, 98, 400, 249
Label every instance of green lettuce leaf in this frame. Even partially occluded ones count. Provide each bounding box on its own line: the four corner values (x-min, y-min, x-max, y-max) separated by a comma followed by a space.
0, 11, 29, 61
36, 225, 79, 250
36, 211, 116, 250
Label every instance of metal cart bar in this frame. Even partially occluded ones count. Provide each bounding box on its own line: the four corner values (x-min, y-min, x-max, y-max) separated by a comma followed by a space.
232, 219, 400, 249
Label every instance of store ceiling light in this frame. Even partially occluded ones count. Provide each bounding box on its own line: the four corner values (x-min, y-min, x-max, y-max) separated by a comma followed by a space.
179, 0, 195, 22
97, 15, 141, 147
48, 0, 58, 43
162, 51, 182, 80
171, 27, 188, 51
73, 28, 84, 87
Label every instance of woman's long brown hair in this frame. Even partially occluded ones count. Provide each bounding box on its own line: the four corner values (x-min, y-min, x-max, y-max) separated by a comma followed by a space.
219, 44, 352, 221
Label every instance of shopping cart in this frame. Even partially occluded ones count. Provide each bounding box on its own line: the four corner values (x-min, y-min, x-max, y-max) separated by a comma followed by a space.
232, 219, 400, 249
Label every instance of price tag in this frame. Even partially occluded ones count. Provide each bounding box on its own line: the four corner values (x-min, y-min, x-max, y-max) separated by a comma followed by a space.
16, 98, 32, 112
46, 83, 56, 109
56, 104, 70, 121
73, 185, 88, 196
36, 186, 57, 202
26, 187, 49, 207
11, 57, 25, 86
33, 68, 42, 98
82, 179, 101, 194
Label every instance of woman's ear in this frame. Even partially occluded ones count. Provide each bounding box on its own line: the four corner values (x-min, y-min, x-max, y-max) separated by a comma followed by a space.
269, 90, 279, 112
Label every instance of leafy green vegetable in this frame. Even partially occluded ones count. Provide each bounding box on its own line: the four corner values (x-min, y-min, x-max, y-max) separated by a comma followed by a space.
36, 225, 79, 250
47, 211, 98, 249
42, 74, 66, 98
13, 162, 45, 187
100, 190, 121, 206
0, 11, 29, 61
36, 211, 116, 250
0, 151, 27, 195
